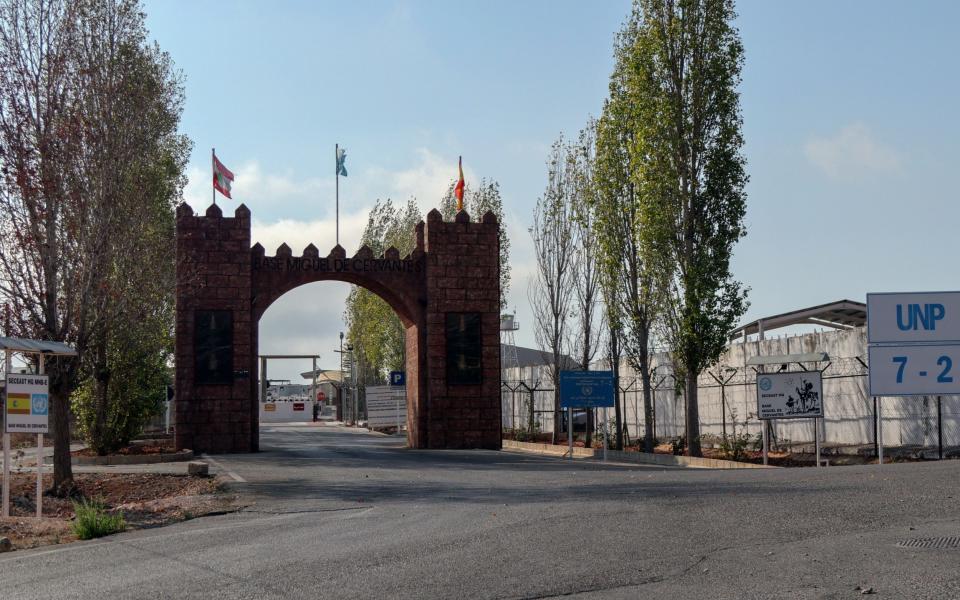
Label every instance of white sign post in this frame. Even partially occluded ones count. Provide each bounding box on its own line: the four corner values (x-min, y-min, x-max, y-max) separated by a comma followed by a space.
756, 371, 824, 467
36, 354, 44, 517
6, 372, 50, 435
1, 349, 8, 518
5, 366, 49, 519
867, 291, 960, 466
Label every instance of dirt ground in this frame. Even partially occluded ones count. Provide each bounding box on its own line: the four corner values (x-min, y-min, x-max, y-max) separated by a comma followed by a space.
71, 444, 178, 457
0, 472, 239, 551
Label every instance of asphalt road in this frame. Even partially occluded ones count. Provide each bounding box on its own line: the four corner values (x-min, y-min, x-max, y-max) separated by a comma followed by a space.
3, 424, 960, 599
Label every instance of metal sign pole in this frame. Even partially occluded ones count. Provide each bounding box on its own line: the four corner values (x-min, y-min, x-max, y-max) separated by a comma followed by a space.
877, 396, 883, 466
2, 349, 10, 517
814, 417, 821, 468
937, 396, 943, 460
567, 407, 573, 460
762, 421, 769, 466
37, 353, 44, 518
603, 407, 608, 463
311, 357, 317, 421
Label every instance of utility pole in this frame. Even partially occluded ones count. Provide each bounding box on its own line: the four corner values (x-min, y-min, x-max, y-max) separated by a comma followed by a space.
335, 332, 345, 423
334, 332, 356, 425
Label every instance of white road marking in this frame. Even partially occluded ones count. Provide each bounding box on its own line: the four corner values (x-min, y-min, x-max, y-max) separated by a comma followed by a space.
201, 454, 246, 482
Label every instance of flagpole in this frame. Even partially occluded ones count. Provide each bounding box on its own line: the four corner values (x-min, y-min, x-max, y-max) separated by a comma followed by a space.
335, 143, 340, 247
212, 147, 216, 205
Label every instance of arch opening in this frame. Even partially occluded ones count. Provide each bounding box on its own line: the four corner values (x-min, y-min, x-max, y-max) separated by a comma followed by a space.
256, 279, 421, 439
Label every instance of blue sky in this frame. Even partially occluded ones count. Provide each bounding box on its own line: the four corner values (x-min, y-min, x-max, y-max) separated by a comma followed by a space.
144, 1, 960, 382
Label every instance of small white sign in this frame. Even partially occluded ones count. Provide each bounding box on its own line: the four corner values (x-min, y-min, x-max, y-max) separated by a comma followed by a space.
366, 385, 406, 429
5, 374, 49, 434
867, 291, 960, 344
868, 343, 960, 396
756, 371, 823, 420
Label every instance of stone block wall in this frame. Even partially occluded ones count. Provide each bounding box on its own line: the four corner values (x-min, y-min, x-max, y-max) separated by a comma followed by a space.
175, 202, 501, 453
175, 203, 255, 453
423, 209, 502, 449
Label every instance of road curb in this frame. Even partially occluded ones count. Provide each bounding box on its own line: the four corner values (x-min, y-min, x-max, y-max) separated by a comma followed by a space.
502, 440, 777, 469
71, 449, 194, 466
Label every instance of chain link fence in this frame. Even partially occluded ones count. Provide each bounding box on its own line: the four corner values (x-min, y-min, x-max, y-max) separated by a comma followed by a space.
503, 327, 960, 456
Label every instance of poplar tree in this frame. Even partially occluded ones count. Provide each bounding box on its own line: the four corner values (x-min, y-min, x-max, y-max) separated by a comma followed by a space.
622, 0, 749, 457
530, 138, 575, 445
594, 12, 662, 454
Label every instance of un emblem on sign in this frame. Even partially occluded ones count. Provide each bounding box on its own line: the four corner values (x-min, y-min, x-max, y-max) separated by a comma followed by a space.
31, 394, 48, 415
759, 377, 772, 391
582, 386, 593, 396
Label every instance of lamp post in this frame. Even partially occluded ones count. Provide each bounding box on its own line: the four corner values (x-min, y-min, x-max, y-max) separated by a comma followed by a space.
339, 332, 344, 422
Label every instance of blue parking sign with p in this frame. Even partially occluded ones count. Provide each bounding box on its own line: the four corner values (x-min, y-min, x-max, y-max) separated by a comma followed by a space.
389, 371, 405, 386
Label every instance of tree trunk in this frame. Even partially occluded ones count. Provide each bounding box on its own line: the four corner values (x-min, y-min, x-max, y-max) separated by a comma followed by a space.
527, 387, 535, 433
639, 356, 655, 453
685, 370, 702, 457
613, 360, 623, 451
50, 374, 75, 496
92, 332, 110, 455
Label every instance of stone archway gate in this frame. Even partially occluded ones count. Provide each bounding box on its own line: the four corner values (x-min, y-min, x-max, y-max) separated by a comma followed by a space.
174, 202, 501, 453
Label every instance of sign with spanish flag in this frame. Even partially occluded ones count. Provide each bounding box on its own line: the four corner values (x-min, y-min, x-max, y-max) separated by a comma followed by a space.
4, 374, 48, 433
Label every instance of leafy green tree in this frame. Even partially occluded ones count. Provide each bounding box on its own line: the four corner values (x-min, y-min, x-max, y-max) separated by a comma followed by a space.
72, 309, 171, 454
71, 0, 188, 456
594, 11, 661, 455
0, 0, 188, 490
620, 0, 749, 457
344, 199, 421, 383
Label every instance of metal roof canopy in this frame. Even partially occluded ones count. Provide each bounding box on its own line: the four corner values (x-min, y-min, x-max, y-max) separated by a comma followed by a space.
299, 369, 344, 383
746, 352, 830, 366
730, 299, 866, 340
0, 336, 77, 356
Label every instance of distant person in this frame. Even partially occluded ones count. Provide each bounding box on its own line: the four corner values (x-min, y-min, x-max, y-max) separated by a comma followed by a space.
312, 402, 319, 422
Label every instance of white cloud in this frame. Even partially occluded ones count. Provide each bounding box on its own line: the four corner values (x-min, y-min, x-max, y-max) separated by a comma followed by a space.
803, 123, 902, 179
252, 213, 369, 256
182, 147, 478, 252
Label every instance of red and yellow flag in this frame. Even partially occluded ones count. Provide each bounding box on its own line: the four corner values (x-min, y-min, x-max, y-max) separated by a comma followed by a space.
6, 392, 30, 415
454, 156, 465, 211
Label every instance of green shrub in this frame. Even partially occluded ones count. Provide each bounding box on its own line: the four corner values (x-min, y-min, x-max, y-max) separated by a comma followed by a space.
719, 431, 753, 461
71, 498, 126, 540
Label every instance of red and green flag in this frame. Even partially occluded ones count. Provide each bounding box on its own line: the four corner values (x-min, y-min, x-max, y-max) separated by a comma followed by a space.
213, 151, 234, 199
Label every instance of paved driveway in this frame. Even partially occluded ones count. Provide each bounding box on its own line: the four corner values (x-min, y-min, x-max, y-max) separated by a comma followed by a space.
3, 425, 960, 599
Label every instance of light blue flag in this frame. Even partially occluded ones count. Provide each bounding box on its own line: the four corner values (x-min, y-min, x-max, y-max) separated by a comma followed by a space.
336, 147, 348, 177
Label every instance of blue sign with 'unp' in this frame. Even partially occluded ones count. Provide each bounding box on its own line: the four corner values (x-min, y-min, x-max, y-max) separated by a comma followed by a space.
559, 371, 615, 408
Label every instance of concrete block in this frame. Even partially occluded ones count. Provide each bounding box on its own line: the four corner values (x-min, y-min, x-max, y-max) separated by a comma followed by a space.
187, 461, 209, 476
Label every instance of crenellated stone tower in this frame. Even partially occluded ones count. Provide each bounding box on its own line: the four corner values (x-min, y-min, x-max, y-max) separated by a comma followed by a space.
175, 203, 501, 453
